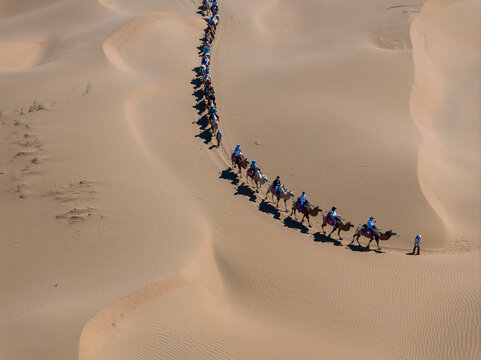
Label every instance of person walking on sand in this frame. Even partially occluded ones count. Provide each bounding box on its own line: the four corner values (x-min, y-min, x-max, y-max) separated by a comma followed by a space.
216, 129, 223, 147
412, 234, 422, 255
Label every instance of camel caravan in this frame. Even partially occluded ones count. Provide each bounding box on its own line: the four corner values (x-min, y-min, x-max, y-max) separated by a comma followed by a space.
197, 1, 401, 251
229, 143, 399, 249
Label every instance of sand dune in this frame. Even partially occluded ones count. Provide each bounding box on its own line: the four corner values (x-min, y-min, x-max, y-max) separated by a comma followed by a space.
215, 0, 450, 248
1, 0, 480, 360
0, 41, 48, 70
99, 0, 198, 16
103, 12, 202, 74
371, 4, 423, 50
410, 0, 481, 247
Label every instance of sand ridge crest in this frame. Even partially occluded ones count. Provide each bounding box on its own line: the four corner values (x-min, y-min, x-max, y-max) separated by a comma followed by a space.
0, 41, 49, 70
410, 0, 481, 247
103, 11, 202, 74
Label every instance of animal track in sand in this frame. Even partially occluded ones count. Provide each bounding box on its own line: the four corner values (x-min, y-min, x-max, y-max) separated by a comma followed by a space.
55, 207, 102, 223
0, 41, 49, 70
103, 12, 202, 74
0, 115, 42, 197
43, 180, 101, 223
44, 180, 96, 204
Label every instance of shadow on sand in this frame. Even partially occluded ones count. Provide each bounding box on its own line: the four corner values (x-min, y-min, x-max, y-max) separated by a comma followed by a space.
283, 216, 309, 234
219, 168, 239, 186
234, 183, 257, 202
347, 243, 385, 254
258, 200, 281, 220
195, 129, 212, 144
313, 232, 342, 246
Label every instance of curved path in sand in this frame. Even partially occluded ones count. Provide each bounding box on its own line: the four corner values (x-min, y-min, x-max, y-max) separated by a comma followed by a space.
0, 1, 479, 360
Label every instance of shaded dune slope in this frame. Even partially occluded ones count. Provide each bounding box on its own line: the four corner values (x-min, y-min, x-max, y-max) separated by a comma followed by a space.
410, 0, 481, 247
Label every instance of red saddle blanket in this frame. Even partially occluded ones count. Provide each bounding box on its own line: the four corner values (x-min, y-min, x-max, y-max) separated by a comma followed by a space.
363, 229, 373, 238
296, 202, 305, 212
327, 217, 334, 226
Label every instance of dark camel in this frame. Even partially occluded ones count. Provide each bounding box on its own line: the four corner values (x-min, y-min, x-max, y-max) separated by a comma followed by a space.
321, 214, 354, 240
231, 154, 249, 176
290, 202, 322, 227
351, 224, 399, 250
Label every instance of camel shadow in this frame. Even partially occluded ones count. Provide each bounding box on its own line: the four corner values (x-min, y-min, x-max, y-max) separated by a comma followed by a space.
195, 129, 212, 144
313, 232, 342, 246
191, 75, 202, 90
193, 89, 204, 102
258, 200, 281, 220
346, 244, 385, 254
192, 86, 204, 98
234, 183, 257, 202
219, 168, 239, 186
193, 101, 205, 116
195, 114, 209, 130
283, 216, 309, 234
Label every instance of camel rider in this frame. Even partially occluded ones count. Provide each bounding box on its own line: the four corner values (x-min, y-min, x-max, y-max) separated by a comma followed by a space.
233, 144, 243, 163
329, 207, 343, 228
366, 217, 376, 239
297, 192, 308, 210
272, 176, 282, 194
234, 144, 241, 156
248, 160, 259, 177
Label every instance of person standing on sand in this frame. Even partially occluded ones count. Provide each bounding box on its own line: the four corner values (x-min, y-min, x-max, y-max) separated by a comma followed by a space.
412, 234, 422, 255
216, 129, 223, 147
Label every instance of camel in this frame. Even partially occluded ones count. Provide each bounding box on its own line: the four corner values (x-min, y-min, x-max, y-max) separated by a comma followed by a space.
290, 202, 322, 227
265, 185, 295, 212
321, 214, 354, 240
247, 169, 268, 192
210, 117, 218, 134
231, 153, 249, 175
351, 224, 399, 250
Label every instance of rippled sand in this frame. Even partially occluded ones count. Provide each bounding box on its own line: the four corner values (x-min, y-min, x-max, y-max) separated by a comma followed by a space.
0, 1, 479, 359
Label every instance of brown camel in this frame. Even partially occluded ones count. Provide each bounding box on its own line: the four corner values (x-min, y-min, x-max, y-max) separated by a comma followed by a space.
265, 185, 295, 212
231, 153, 249, 175
351, 224, 399, 250
290, 202, 322, 227
321, 214, 354, 240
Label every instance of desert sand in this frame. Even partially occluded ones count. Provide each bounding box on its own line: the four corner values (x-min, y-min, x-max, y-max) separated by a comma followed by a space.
0, 0, 480, 359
